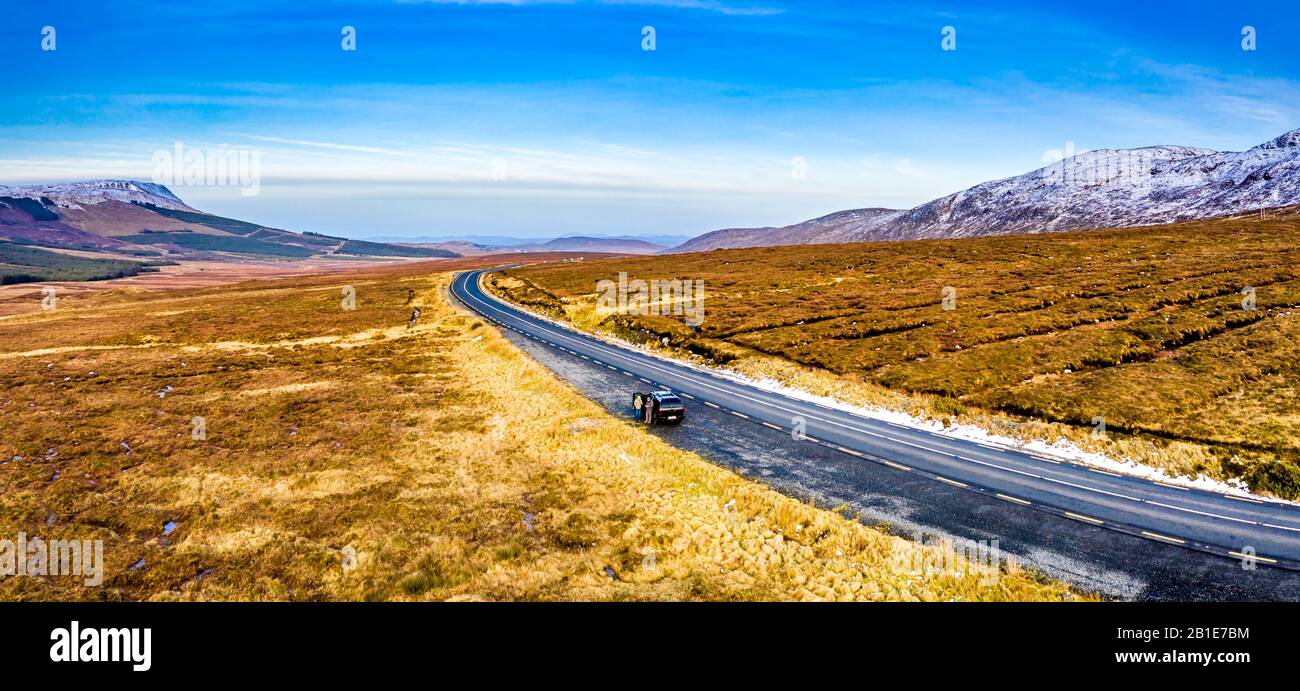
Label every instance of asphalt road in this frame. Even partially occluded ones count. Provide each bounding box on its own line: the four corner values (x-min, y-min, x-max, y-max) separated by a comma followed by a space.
452, 268, 1300, 582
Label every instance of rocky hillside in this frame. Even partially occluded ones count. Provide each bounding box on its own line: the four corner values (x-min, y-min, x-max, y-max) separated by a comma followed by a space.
670, 128, 1300, 253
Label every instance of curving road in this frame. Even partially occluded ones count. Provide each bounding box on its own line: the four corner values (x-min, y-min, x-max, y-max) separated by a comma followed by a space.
453, 268, 1300, 571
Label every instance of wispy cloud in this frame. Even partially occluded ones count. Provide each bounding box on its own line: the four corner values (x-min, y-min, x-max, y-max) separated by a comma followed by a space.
397, 0, 784, 16
231, 134, 419, 157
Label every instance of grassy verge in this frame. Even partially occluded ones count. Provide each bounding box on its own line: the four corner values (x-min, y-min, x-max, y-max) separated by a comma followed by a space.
0, 262, 1081, 601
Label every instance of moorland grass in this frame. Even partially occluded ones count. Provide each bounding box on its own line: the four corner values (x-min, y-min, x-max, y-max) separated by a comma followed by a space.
494, 211, 1300, 497
0, 261, 1077, 601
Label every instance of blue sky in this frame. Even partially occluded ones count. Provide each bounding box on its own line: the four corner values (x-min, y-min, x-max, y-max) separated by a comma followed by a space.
1, 0, 1298, 240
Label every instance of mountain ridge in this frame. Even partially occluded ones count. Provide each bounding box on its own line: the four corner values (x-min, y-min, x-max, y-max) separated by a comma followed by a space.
668, 128, 1300, 253
0, 179, 194, 211
0, 180, 459, 262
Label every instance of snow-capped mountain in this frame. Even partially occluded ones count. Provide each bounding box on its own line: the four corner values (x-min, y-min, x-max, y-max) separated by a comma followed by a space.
0, 179, 194, 211
669, 129, 1300, 253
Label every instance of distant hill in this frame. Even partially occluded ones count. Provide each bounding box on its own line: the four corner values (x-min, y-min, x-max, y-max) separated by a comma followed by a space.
0, 180, 460, 265
400, 235, 666, 255
517, 236, 666, 254
471, 236, 664, 255
397, 240, 500, 256
375, 233, 694, 248
670, 128, 1300, 253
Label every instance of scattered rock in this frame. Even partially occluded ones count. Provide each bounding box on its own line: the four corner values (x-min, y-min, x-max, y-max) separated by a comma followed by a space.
180, 568, 214, 588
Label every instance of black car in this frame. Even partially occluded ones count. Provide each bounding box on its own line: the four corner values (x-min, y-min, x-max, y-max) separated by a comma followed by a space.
632, 390, 686, 424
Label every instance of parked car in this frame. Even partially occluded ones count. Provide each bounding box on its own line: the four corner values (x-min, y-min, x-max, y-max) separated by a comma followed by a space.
632, 390, 686, 424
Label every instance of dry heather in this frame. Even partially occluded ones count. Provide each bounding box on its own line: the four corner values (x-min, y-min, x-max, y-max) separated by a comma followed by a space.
0, 261, 1079, 601
493, 211, 1300, 497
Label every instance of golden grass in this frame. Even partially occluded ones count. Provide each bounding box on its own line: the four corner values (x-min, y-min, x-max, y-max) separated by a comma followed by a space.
0, 262, 1081, 601
494, 213, 1300, 497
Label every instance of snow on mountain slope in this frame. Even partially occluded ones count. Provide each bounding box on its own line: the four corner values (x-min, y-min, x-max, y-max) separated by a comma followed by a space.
0, 180, 194, 211
669, 129, 1300, 253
